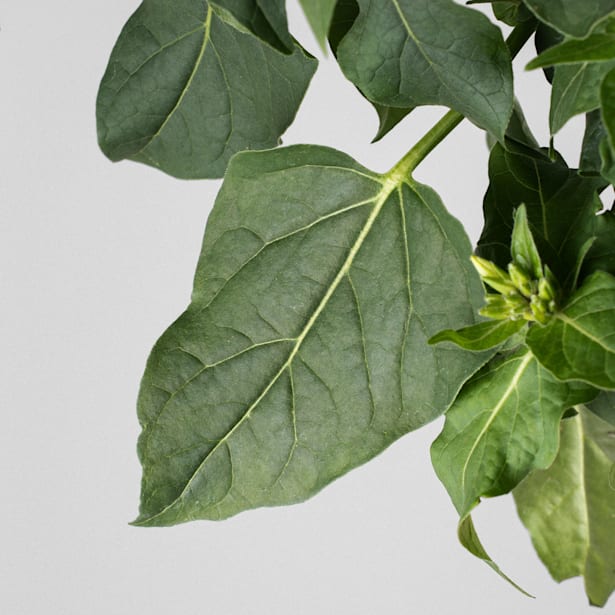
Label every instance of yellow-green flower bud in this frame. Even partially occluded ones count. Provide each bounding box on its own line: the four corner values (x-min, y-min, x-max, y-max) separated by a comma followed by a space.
508, 262, 535, 298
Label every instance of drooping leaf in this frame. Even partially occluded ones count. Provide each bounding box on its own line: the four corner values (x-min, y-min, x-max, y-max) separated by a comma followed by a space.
528, 33, 615, 70
550, 59, 615, 134
586, 390, 615, 426
527, 271, 615, 390
429, 319, 526, 351
431, 348, 595, 580
514, 408, 615, 607
521, 0, 615, 39
210, 0, 292, 52
335, 0, 514, 139
476, 144, 606, 286
134, 145, 490, 526
298, 0, 338, 51
96, 0, 316, 179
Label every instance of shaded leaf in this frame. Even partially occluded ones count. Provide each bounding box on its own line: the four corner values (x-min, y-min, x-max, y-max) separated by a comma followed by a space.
429, 320, 526, 351
476, 144, 606, 286
514, 408, 615, 607
431, 349, 595, 581
527, 271, 615, 389
602, 66, 615, 149
134, 145, 490, 526
534, 22, 563, 83
335, 0, 513, 139
298, 0, 338, 51
468, 0, 534, 27
586, 390, 615, 426
521, 0, 615, 38
96, 0, 316, 179
580, 110, 608, 175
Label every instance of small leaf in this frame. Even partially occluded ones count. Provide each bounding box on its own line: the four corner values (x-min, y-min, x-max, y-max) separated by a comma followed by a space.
527, 33, 615, 69
527, 271, 615, 389
521, 0, 615, 39
429, 320, 526, 351
371, 104, 414, 143
511, 204, 543, 279
135, 145, 491, 526
335, 0, 514, 139
431, 348, 595, 582
550, 59, 615, 134
298, 0, 338, 52
96, 0, 316, 179
514, 408, 615, 607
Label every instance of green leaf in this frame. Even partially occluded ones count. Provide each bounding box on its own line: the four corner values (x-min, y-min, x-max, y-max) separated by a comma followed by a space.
96, 1, 316, 179
210, 0, 292, 52
476, 144, 606, 286
514, 408, 615, 607
431, 348, 595, 582
429, 320, 526, 351
134, 145, 490, 526
521, 0, 615, 38
602, 66, 615, 148
580, 110, 608, 175
550, 59, 615, 134
335, 0, 514, 139
527, 271, 615, 389
586, 390, 615, 426
527, 33, 615, 69
468, 1, 534, 27
534, 22, 564, 83
298, 0, 337, 51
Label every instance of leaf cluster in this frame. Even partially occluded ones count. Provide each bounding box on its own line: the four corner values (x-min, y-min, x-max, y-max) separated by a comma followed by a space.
97, 0, 615, 607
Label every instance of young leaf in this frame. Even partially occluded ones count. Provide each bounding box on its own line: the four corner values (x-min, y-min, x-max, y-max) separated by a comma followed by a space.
511, 204, 543, 279
527, 271, 615, 389
476, 144, 606, 286
431, 349, 595, 580
210, 0, 292, 52
134, 145, 490, 526
298, 0, 337, 51
514, 408, 615, 607
521, 0, 615, 39
527, 33, 615, 70
429, 320, 526, 351
335, 0, 514, 139
96, 0, 316, 179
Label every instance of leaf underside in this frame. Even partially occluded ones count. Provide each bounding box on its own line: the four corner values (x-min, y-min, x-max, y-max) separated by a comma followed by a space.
135, 145, 490, 526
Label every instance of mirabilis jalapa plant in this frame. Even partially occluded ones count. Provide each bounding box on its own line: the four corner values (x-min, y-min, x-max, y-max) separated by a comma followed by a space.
97, 0, 615, 606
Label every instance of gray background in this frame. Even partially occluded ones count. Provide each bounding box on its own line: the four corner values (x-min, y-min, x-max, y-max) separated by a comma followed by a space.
2, 1, 606, 613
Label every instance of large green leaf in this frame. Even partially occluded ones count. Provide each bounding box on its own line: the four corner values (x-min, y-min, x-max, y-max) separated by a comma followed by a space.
134, 145, 489, 526
521, 0, 615, 38
514, 408, 615, 607
210, 0, 292, 52
96, 0, 316, 179
527, 271, 615, 389
431, 348, 594, 580
476, 144, 606, 286
335, 0, 513, 139
298, 0, 338, 51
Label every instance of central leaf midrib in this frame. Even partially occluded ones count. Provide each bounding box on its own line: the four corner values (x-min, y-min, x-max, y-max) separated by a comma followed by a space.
137, 177, 400, 524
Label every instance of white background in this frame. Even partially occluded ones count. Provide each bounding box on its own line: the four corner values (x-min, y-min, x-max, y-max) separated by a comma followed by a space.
1, 1, 606, 613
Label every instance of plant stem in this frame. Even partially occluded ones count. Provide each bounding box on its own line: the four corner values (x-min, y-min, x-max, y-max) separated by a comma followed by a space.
387, 20, 536, 182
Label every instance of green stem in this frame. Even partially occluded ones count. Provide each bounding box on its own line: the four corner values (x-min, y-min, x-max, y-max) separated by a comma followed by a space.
387, 20, 536, 182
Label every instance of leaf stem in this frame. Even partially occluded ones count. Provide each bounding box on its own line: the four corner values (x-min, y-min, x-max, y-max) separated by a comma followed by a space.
387, 20, 536, 182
